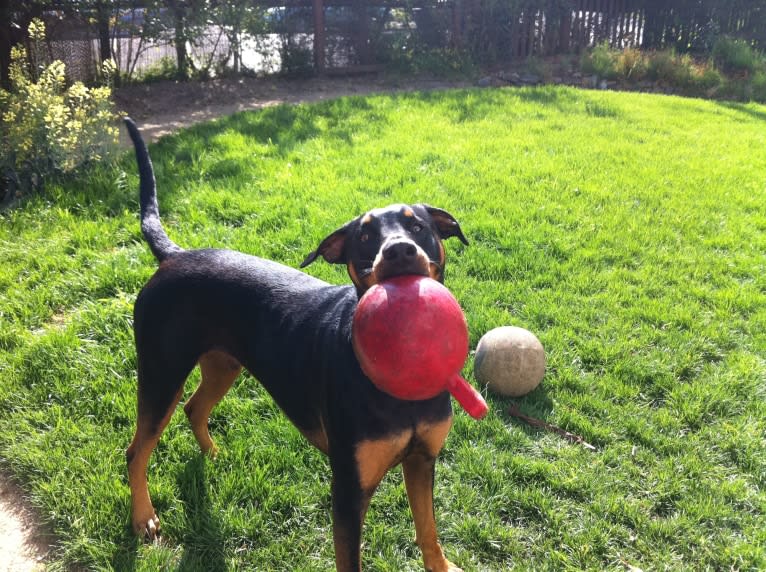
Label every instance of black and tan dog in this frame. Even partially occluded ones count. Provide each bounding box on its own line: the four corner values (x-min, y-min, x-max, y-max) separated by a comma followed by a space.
124, 118, 469, 571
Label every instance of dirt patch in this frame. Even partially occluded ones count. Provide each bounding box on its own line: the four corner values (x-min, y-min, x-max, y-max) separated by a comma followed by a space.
0, 475, 52, 571
114, 74, 470, 143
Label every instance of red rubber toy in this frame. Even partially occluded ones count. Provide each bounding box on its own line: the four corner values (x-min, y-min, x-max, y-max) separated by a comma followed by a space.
352, 275, 488, 419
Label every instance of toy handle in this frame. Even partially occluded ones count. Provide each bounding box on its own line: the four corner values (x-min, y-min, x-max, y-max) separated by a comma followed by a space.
446, 374, 489, 419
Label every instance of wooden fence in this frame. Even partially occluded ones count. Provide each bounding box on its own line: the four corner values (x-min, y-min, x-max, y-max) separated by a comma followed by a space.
3, 0, 764, 84
504, 0, 646, 58
455, 0, 763, 61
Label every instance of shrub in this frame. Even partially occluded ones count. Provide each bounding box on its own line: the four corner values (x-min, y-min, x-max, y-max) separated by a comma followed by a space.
615, 47, 648, 81
581, 42, 617, 79
749, 71, 766, 102
693, 65, 724, 92
136, 56, 178, 83
712, 36, 761, 74
279, 35, 313, 77
0, 20, 118, 202
647, 50, 695, 85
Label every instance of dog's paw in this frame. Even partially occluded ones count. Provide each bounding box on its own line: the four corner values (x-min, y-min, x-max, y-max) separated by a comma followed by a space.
134, 513, 161, 541
425, 557, 463, 572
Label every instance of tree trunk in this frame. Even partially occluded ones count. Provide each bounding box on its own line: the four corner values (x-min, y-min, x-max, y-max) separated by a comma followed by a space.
169, 1, 188, 78
96, 2, 111, 63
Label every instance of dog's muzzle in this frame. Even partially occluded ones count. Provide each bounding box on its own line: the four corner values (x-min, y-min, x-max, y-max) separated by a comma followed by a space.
372, 237, 431, 282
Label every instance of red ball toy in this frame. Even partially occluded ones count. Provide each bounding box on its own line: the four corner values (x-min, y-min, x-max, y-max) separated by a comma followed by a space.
352, 275, 488, 419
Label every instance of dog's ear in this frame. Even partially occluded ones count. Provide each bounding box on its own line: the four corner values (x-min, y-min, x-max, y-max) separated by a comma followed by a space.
300, 221, 354, 267
420, 204, 469, 246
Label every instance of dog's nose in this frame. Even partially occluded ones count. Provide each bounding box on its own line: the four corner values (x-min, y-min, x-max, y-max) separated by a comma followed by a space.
382, 240, 417, 261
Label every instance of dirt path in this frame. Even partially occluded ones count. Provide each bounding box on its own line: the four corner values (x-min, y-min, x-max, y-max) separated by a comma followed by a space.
2, 73, 471, 570
0, 475, 50, 571
114, 74, 470, 143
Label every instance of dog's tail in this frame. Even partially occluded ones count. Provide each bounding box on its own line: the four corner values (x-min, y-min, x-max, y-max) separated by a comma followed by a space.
124, 117, 183, 263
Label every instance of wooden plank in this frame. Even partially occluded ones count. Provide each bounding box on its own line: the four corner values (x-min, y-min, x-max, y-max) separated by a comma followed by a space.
560, 5, 572, 54
521, 8, 529, 58
510, 6, 521, 58
450, 0, 461, 49
598, 0, 606, 45
529, 9, 536, 56
622, 2, 635, 48
616, 0, 625, 47
312, 0, 325, 71
613, 0, 621, 45
594, 0, 601, 45
571, 1, 581, 52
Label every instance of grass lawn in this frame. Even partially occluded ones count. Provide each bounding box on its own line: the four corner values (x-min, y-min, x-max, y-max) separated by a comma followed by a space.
0, 86, 764, 571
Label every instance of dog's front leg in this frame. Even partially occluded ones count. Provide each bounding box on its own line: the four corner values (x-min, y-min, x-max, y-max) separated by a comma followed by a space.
404, 416, 462, 572
331, 431, 412, 570
331, 471, 370, 572
403, 454, 463, 572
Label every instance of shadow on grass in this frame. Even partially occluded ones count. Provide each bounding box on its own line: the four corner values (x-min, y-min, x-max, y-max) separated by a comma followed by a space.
41, 85, 597, 220
494, 383, 554, 423
43, 94, 386, 220
155, 94, 380, 162
176, 456, 227, 572
715, 100, 766, 122
405, 85, 588, 123
111, 456, 225, 571
489, 382, 596, 445
111, 529, 139, 571
495, 380, 611, 451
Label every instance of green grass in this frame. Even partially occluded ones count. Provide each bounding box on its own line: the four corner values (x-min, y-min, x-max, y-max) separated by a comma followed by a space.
1, 86, 765, 571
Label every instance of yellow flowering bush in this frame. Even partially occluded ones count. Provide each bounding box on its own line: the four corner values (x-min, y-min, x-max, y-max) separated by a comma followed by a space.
0, 19, 118, 199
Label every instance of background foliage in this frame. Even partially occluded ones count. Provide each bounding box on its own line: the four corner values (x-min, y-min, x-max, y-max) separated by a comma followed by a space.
2, 0, 765, 84
0, 19, 117, 204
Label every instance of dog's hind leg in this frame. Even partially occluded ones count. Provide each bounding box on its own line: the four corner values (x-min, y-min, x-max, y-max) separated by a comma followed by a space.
127, 355, 194, 540
184, 350, 242, 457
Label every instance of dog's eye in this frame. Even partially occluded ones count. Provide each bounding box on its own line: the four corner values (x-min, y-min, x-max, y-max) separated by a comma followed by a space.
411, 223, 423, 233
360, 233, 370, 242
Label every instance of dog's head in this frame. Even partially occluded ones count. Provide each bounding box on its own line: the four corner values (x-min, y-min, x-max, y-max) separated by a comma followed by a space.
301, 204, 468, 295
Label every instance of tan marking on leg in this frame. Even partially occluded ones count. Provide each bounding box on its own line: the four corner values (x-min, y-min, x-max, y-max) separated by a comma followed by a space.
127, 385, 184, 539
403, 453, 462, 572
184, 351, 242, 456
404, 416, 461, 572
355, 431, 412, 491
415, 417, 453, 457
